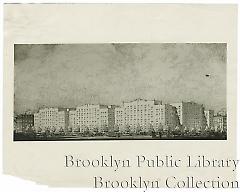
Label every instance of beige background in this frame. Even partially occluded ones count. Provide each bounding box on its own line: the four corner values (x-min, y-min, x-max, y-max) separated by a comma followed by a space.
3, 4, 237, 187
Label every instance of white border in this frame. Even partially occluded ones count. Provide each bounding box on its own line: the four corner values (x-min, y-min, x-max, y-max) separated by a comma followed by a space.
1, 0, 240, 4
0, 1, 239, 192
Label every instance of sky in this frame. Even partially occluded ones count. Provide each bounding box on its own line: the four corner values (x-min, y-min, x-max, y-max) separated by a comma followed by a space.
14, 43, 226, 113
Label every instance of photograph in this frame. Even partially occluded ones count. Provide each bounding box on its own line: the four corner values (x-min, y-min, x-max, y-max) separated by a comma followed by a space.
13, 43, 227, 141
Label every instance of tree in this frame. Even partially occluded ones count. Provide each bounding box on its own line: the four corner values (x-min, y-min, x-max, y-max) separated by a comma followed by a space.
148, 124, 155, 137
51, 127, 56, 135
124, 124, 130, 134
83, 126, 89, 134
67, 126, 73, 134
164, 125, 172, 138
136, 124, 142, 135
129, 125, 136, 135
182, 126, 187, 135
74, 126, 80, 134
157, 123, 164, 138
93, 126, 99, 134
172, 125, 181, 137
45, 128, 51, 136
26, 126, 36, 139
108, 125, 114, 133
58, 127, 64, 135
37, 127, 42, 133
101, 124, 108, 135
114, 124, 119, 133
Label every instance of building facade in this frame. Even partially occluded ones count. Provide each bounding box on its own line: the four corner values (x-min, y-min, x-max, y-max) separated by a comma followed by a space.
27, 101, 217, 134
170, 102, 207, 130
204, 110, 214, 129
14, 113, 34, 133
213, 114, 227, 132
217, 109, 227, 116
34, 108, 69, 132
73, 104, 117, 133
115, 99, 180, 133
58, 110, 69, 131
69, 109, 76, 130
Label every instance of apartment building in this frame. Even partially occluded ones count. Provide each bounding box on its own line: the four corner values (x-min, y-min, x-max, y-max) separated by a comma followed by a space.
115, 99, 180, 133
34, 107, 69, 132
14, 113, 34, 133
74, 104, 117, 133
69, 109, 76, 130
170, 102, 207, 130
204, 110, 214, 129
213, 114, 227, 132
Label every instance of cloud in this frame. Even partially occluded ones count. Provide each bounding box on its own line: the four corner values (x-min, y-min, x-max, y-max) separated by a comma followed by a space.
14, 43, 226, 113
